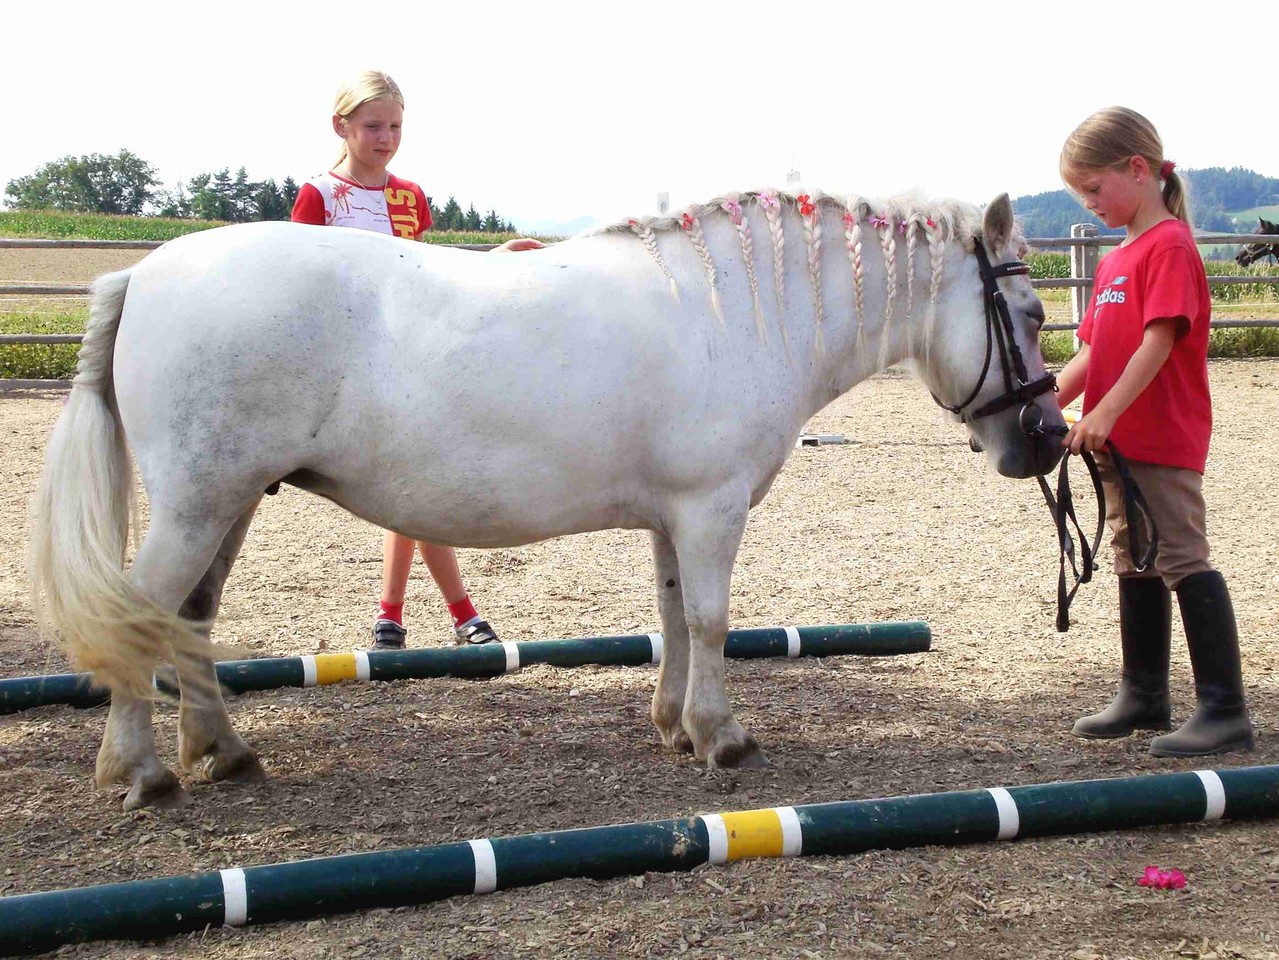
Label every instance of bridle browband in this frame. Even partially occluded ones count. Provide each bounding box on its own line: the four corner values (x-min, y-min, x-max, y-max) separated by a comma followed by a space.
930, 239, 1057, 436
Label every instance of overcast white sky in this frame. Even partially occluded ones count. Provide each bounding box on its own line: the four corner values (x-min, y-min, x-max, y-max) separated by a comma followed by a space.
4, 1, 1274, 230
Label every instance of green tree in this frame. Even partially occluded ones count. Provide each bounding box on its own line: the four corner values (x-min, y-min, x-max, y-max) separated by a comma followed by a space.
464, 203, 482, 231
4, 149, 159, 215
281, 176, 300, 211
188, 169, 236, 222
231, 167, 256, 222
253, 178, 290, 221
482, 209, 501, 232
154, 181, 193, 219
439, 196, 463, 230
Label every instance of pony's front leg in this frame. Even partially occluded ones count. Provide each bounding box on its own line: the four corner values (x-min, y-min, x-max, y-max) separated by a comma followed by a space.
672, 494, 769, 769
97, 690, 189, 810
650, 531, 693, 754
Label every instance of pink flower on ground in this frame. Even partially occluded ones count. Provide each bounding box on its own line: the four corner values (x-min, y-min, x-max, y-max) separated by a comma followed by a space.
1138, 866, 1187, 890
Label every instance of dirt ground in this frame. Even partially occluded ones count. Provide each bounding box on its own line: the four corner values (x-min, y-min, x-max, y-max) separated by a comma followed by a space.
2, 353, 1279, 957
0, 360, 1273, 960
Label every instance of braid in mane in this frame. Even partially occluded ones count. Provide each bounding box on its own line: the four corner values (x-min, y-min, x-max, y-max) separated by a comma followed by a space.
798, 193, 825, 355
872, 209, 898, 371
720, 194, 767, 343
627, 219, 680, 304
923, 210, 947, 366
903, 212, 922, 324
681, 208, 724, 327
843, 196, 869, 362
757, 189, 790, 355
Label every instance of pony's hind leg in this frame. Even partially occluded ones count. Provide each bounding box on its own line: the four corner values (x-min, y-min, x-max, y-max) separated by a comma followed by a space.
650, 531, 693, 754
670, 491, 769, 769
174, 502, 266, 785
94, 502, 255, 810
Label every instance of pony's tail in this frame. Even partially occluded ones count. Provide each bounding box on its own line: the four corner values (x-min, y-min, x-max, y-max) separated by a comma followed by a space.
29, 269, 207, 700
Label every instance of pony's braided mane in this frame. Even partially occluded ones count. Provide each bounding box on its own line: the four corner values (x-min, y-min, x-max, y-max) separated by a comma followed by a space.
597, 190, 992, 365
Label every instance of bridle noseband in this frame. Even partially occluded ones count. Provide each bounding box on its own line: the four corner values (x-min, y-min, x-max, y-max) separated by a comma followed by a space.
931, 239, 1057, 436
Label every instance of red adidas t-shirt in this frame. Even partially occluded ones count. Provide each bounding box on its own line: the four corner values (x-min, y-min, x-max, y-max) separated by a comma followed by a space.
290, 171, 432, 239
1077, 218, 1212, 473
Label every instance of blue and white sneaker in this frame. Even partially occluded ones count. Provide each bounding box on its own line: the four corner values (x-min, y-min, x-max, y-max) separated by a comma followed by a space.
370, 619, 407, 651
453, 618, 499, 645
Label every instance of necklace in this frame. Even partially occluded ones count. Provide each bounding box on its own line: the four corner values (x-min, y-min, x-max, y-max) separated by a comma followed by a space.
340, 164, 387, 191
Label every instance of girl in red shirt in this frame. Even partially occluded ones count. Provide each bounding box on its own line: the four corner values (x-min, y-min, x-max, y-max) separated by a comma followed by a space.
1054, 106, 1253, 756
292, 70, 541, 651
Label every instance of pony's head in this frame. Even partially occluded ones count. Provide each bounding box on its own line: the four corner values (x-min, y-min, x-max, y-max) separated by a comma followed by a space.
1236, 218, 1279, 268
920, 194, 1065, 479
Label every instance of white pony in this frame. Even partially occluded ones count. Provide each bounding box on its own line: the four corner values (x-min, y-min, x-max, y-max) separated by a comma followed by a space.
30, 189, 1064, 810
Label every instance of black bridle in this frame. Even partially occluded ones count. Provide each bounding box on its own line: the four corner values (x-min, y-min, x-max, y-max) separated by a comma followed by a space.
930, 239, 1057, 436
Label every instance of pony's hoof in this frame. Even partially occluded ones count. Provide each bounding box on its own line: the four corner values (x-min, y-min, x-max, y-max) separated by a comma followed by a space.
204, 749, 268, 785
707, 736, 770, 770
122, 769, 190, 811
668, 729, 695, 755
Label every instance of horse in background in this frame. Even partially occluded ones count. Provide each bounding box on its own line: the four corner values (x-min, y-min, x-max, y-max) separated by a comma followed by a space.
30, 187, 1063, 810
1236, 217, 1279, 267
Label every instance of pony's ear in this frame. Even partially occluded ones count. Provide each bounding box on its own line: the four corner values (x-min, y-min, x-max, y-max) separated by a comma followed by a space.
982, 193, 1015, 256
1261, 218, 1276, 231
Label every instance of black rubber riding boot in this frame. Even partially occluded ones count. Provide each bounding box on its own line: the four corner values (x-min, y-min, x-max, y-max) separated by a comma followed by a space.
1072, 577, 1172, 739
1150, 571, 1255, 757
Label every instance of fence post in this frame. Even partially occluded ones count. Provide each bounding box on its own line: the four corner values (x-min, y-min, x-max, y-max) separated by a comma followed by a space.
1070, 223, 1098, 350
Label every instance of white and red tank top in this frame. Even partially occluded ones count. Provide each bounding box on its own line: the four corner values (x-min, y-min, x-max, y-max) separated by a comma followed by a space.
291, 171, 432, 239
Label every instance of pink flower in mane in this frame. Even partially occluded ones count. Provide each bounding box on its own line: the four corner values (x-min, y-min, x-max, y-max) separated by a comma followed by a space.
842, 211, 856, 230
681, 212, 696, 232
797, 194, 816, 219
720, 197, 744, 224
869, 214, 890, 230
758, 190, 780, 211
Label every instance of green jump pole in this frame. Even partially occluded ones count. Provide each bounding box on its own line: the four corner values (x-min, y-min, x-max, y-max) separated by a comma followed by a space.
0, 621, 930, 714
2, 764, 1275, 956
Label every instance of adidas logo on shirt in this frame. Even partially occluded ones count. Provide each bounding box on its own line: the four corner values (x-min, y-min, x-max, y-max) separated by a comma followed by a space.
1096, 287, 1127, 305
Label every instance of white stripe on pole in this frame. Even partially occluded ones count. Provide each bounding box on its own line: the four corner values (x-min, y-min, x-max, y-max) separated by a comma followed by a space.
987, 787, 1020, 840
354, 652, 370, 682
469, 839, 498, 894
775, 806, 803, 857
701, 814, 729, 865
784, 627, 801, 659
300, 656, 317, 687
1195, 770, 1227, 822
220, 868, 248, 926
648, 633, 664, 664
501, 642, 520, 673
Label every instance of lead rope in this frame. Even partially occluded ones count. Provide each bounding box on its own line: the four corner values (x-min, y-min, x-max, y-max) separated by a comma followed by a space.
1037, 430, 1159, 631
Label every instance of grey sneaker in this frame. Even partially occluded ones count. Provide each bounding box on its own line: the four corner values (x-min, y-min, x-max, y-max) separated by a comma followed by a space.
454, 618, 499, 645
370, 619, 407, 651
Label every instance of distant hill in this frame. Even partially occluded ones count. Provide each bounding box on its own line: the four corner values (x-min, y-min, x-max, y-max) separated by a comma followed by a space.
1012, 167, 1279, 241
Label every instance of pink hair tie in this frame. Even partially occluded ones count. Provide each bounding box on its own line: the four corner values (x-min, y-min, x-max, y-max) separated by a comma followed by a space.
1160, 160, 1176, 179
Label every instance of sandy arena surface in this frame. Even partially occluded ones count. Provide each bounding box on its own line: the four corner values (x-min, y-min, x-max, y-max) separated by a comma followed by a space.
1, 291, 1277, 957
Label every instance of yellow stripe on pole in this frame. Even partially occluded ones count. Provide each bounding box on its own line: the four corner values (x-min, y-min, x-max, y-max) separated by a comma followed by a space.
313, 654, 358, 686
719, 809, 786, 861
